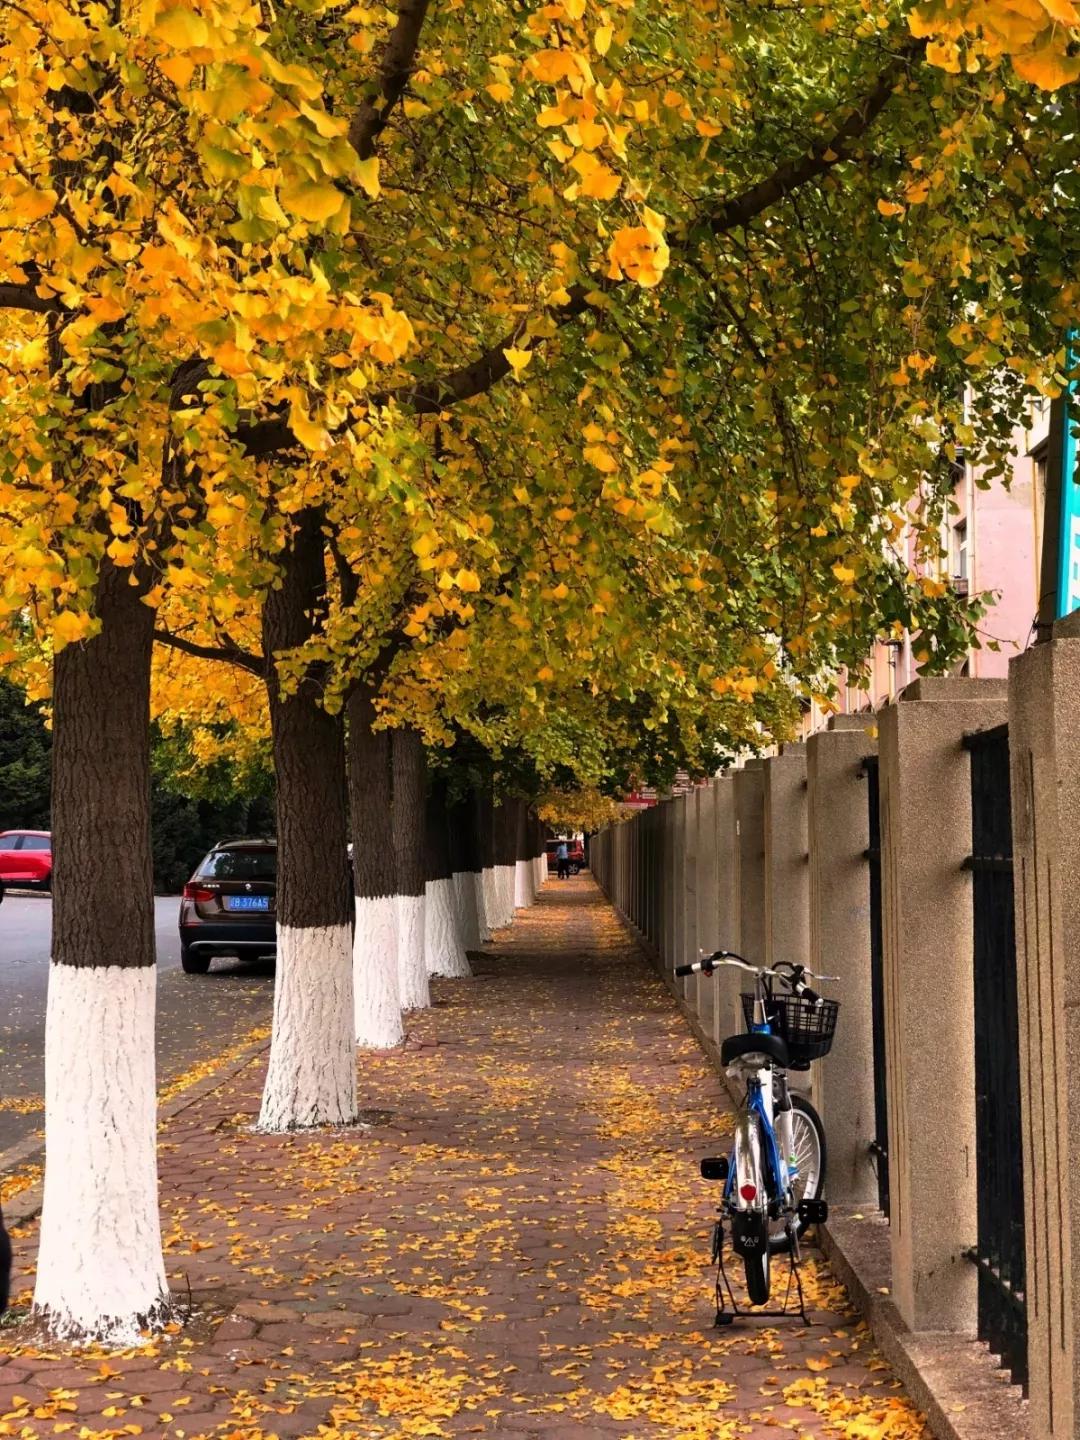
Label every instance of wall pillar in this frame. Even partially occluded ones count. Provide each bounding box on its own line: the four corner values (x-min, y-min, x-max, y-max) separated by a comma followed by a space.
695, 783, 718, 1033
664, 797, 679, 966
673, 794, 689, 992
682, 791, 699, 1001
722, 761, 766, 1038
880, 677, 1007, 1333
763, 745, 809, 970
1009, 614, 1080, 1438
712, 773, 740, 1045
807, 716, 878, 1206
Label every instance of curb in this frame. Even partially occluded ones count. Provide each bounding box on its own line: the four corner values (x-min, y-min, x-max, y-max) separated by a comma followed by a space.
820, 1208, 1028, 1440
0, 1034, 272, 1228
597, 892, 1029, 1440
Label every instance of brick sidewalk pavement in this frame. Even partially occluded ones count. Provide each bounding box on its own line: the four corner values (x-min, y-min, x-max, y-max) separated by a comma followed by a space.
0, 875, 930, 1439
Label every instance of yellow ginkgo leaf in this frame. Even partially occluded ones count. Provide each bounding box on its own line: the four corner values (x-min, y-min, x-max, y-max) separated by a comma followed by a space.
51, 610, 93, 648
279, 178, 345, 223
355, 157, 380, 199
1012, 42, 1080, 90
502, 346, 533, 376
579, 164, 622, 200
152, 7, 209, 48
584, 444, 618, 473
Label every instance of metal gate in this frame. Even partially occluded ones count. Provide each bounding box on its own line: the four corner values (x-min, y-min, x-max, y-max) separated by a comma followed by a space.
862, 756, 890, 1218
964, 723, 1027, 1391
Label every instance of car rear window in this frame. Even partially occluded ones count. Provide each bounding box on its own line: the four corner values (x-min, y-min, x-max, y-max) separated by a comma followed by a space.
197, 848, 276, 881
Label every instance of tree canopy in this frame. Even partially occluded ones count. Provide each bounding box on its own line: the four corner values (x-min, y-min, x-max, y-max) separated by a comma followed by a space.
2, 0, 1078, 770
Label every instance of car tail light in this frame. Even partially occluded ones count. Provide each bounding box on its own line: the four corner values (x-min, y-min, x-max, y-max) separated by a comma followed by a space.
739, 1183, 757, 1203
183, 884, 216, 903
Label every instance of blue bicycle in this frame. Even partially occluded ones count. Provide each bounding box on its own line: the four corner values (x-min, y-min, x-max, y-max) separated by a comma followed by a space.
675, 952, 838, 1319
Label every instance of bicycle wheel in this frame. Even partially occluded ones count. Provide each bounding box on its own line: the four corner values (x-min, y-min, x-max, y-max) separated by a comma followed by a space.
741, 1214, 771, 1304
770, 1092, 827, 1253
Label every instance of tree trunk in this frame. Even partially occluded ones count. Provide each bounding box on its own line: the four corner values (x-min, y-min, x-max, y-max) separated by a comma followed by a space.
393, 727, 430, 1010
258, 510, 357, 1132
538, 823, 552, 887
514, 799, 535, 909
424, 776, 471, 978
474, 786, 496, 941
492, 799, 517, 929
348, 687, 402, 1048
448, 786, 482, 950
33, 561, 169, 1341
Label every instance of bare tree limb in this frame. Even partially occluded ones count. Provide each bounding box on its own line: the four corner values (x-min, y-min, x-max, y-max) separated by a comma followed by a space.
154, 627, 265, 677
349, 0, 431, 159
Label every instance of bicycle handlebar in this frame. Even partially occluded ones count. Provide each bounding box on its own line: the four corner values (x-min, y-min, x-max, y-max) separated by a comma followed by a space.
674, 951, 838, 1002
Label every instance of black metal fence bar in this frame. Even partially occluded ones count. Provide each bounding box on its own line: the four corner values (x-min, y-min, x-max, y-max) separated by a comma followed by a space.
964, 723, 1028, 1392
862, 755, 890, 1219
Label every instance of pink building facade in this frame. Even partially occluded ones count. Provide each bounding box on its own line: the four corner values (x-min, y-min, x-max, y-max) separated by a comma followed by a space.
801, 399, 1047, 734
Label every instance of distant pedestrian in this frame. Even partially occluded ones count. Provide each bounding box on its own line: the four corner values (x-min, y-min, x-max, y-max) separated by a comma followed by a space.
557, 841, 570, 880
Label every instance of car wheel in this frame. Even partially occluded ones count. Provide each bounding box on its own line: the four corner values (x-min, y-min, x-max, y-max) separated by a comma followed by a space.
181, 946, 212, 975
39, 870, 52, 893
571, 863, 581, 874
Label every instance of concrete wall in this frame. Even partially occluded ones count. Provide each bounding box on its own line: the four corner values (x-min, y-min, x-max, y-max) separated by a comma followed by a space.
807, 716, 878, 1206
592, 635, 1080, 1419
1009, 614, 1080, 1439
763, 745, 809, 970
878, 677, 1007, 1333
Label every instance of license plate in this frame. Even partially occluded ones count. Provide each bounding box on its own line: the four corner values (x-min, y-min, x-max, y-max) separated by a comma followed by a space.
224, 895, 270, 912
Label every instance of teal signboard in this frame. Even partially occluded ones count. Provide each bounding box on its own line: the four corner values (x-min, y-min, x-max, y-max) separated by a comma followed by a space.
1059, 394, 1080, 618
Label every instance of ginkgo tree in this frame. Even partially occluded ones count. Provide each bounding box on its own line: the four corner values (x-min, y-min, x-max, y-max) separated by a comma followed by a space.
5, 0, 1080, 1342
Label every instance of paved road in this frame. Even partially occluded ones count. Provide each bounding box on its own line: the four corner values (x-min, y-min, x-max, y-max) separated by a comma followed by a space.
0, 895, 275, 1155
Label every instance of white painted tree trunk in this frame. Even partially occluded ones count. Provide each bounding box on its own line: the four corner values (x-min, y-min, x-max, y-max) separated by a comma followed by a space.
33, 964, 168, 1342
424, 877, 471, 978
534, 853, 546, 890
354, 895, 403, 1048
481, 866, 499, 934
259, 923, 357, 1130
514, 858, 534, 909
397, 893, 430, 1009
497, 863, 516, 926
474, 869, 492, 941
453, 869, 481, 949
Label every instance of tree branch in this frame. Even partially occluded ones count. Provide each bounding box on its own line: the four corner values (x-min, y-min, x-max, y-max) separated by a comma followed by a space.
349, 0, 431, 160
154, 627, 266, 677
704, 41, 922, 235
0, 283, 59, 314
236, 45, 919, 461
235, 283, 593, 456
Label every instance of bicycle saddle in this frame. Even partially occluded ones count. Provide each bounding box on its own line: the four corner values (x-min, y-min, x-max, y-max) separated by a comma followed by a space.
720, 1031, 790, 1068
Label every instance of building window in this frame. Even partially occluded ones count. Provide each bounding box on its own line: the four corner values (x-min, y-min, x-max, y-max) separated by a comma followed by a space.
953, 519, 969, 589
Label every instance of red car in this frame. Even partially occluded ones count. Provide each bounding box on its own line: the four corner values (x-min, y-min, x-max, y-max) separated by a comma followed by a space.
0, 830, 53, 890
546, 838, 585, 874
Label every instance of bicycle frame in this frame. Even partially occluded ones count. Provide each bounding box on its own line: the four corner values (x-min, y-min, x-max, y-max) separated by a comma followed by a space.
726, 1062, 792, 1216
724, 971, 796, 1218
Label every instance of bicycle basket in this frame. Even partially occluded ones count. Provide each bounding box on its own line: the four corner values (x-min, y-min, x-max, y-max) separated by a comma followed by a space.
740, 992, 840, 1066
